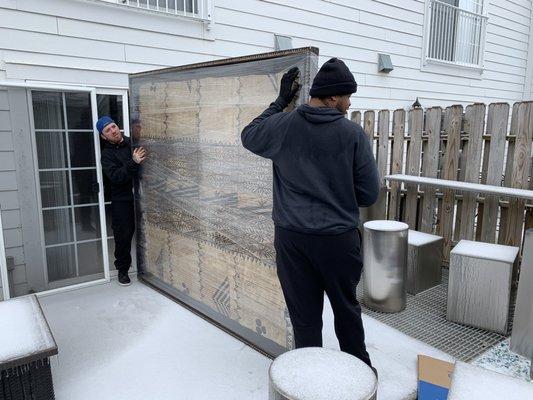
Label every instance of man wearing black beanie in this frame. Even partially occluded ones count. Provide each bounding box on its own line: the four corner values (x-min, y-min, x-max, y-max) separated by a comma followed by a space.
241, 58, 380, 371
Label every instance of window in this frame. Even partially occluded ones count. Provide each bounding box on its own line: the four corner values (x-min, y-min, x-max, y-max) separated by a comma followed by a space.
425, 0, 487, 68
101, 0, 212, 21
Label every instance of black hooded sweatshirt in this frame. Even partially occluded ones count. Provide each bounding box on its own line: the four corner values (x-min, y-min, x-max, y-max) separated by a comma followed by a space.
241, 101, 380, 235
101, 136, 138, 202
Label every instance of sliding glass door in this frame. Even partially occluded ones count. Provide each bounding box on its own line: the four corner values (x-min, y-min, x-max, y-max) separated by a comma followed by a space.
31, 91, 104, 288
23, 88, 129, 292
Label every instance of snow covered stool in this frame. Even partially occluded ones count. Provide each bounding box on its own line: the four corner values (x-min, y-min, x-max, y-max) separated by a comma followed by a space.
0, 295, 58, 400
407, 230, 443, 295
446, 240, 519, 334
447, 361, 533, 399
269, 348, 377, 400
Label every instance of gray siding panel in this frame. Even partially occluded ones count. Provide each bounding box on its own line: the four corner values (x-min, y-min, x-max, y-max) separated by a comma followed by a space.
0, 88, 26, 298
0, 133, 13, 151
0, 91, 8, 110
0, 191, 21, 210
5, 246, 24, 266
11, 263, 26, 285
1, 209, 21, 229
0, 171, 18, 190
3, 227, 22, 248
0, 151, 16, 171
0, 111, 11, 131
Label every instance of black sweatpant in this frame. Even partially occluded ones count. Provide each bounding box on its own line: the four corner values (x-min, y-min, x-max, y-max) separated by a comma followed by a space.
274, 226, 371, 367
111, 201, 135, 273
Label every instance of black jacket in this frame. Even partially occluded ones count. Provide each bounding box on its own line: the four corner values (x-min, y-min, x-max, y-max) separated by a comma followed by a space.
101, 136, 138, 202
241, 101, 380, 234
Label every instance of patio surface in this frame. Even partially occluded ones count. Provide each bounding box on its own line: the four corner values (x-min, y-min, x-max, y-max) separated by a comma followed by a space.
37, 278, 529, 399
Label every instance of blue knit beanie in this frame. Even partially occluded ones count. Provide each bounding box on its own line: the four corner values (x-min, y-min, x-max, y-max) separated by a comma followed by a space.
96, 116, 114, 134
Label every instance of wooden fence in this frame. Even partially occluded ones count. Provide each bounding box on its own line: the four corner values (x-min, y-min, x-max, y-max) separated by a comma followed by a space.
351, 101, 533, 264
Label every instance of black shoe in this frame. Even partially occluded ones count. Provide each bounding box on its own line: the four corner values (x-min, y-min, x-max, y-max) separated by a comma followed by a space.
118, 270, 131, 286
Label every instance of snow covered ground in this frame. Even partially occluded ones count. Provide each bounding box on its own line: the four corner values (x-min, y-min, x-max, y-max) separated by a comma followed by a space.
37, 278, 528, 400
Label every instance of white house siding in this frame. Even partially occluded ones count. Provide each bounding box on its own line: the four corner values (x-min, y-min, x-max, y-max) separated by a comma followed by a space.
0, 89, 27, 297
0, 0, 531, 294
0, 0, 530, 109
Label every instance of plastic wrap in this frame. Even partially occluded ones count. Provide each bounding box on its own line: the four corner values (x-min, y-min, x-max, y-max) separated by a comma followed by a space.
129, 47, 319, 356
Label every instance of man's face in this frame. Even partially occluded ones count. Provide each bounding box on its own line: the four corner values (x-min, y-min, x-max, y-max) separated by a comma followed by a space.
101, 123, 123, 144
334, 94, 351, 115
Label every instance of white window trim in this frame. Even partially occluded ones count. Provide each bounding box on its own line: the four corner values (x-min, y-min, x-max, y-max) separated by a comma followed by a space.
90, 0, 214, 30
421, 0, 488, 77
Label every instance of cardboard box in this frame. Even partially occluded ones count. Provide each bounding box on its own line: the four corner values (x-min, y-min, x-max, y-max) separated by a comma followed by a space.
418, 355, 455, 400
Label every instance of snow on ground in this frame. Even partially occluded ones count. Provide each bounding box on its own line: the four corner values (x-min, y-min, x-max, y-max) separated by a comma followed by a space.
448, 361, 533, 399
39, 280, 270, 400
38, 279, 455, 400
323, 297, 453, 400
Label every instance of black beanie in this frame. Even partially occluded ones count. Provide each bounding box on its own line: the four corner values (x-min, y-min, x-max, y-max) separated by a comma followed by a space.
309, 58, 357, 97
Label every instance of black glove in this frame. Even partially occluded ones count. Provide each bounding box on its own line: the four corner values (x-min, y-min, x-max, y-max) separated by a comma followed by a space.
276, 67, 301, 108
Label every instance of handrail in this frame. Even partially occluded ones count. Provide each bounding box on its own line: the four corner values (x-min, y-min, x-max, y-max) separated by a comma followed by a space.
384, 174, 533, 201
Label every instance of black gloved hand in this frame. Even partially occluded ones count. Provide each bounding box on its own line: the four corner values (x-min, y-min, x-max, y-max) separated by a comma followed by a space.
276, 67, 301, 108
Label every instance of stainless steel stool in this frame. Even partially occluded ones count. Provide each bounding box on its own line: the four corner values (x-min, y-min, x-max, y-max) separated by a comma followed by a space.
363, 220, 409, 313
447, 240, 518, 334
269, 347, 377, 400
407, 230, 443, 295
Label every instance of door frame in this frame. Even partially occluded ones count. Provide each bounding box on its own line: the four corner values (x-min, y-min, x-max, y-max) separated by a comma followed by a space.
0, 81, 129, 298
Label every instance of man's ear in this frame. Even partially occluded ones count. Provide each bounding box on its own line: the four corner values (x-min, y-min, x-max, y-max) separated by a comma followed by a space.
100, 134, 107, 141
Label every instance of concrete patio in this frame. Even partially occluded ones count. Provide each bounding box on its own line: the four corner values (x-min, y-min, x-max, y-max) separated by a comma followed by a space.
37, 277, 461, 400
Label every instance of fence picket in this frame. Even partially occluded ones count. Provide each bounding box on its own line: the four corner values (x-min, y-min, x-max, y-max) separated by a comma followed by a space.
437, 105, 463, 258
458, 104, 485, 240
404, 108, 424, 229
420, 107, 442, 233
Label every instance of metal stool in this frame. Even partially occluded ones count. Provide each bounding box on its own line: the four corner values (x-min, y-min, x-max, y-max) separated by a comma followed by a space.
447, 240, 518, 334
363, 220, 409, 312
407, 230, 443, 295
269, 347, 377, 400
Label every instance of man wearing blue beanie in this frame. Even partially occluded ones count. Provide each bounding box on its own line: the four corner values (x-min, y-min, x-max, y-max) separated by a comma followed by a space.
241, 58, 379, 373
97, 116, 146, 286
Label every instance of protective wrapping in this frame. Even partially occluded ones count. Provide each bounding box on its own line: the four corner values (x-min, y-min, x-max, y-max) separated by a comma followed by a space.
129, 48, 319, 356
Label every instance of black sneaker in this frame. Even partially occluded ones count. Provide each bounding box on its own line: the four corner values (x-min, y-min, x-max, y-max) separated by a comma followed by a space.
118, 270, 131, 286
